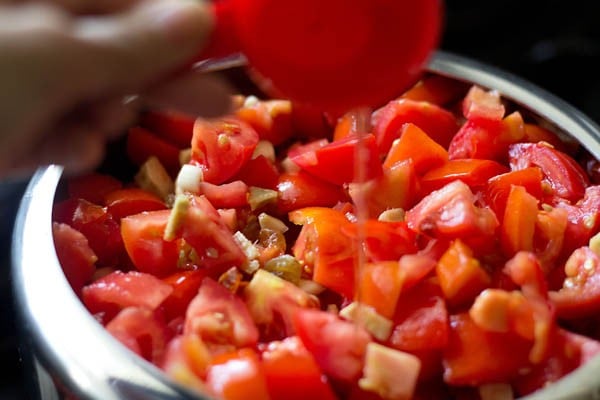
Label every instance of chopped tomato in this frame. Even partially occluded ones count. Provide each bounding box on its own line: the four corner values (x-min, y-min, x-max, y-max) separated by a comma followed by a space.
523, 123, 571, 152
389, 280, 449, 351
509, 142, 589, 202
139, 109, 196, 148
161, 269, 209, 322
121, 209, 180, 277
406, 180, 499, 239
421, 159, 508, 195
555, 186, 600, 256
401, 74, 469, 106
82, 270, 173, 323
344, 219, 418, 262
67, 172, 123, 205
197, 180, 249, 209
436, 239, 491, 306
205, 348, 270, 400
461, 86, 505, 122
162, 334, 211, 389
261, 336, 337, 400
231, 155, 280, 190
184, 278, 258, 348
550, 247, 600, 319
235, 98, 293, 145
106, 306, 170, 364
382, 123, 448, 175
294, 309, 371, 382
104, 188, 166, 220
191, 117, 259, 184
358, 261, 404, 319
372, 98, 459, 153
484, 167, 543, 220
52, 222, 97, 294
500, 185, 539, 257
288, 133, 382, 185
127, 126, 182, 176
290, 103, 331, 139
277, 171, 349, 214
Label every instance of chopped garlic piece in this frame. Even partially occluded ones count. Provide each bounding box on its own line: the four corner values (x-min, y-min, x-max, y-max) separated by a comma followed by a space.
134, 156, 174, 201
378, 208, 406, 222
164, 194, 189, 241
340, 302, 393, 341
232, 231, 260, 274
252, 140, 276, 162
175, 164, 204, 195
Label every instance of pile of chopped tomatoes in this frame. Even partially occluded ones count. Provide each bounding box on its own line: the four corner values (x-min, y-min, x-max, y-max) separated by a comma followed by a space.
53, 74, 600, 400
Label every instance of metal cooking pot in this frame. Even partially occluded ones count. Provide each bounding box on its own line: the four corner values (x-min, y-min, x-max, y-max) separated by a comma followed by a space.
11, 51, 600, 400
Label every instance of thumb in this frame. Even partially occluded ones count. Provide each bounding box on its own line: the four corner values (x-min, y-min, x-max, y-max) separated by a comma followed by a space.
70, 0, 216, 96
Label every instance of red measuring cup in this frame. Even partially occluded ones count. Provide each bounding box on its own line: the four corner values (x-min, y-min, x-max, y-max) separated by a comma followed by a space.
198, 0, 443, 112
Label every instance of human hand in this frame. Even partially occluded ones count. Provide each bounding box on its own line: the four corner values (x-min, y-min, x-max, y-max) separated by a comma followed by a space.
0, 0, 232, 178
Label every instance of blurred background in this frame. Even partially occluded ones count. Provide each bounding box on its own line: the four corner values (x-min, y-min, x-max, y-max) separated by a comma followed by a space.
2, 1, 600, 398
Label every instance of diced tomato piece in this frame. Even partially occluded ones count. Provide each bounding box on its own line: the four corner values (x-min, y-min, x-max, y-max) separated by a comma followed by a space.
484, 167, 543, 220
358, 261, 404, 319
67, 172, 123, 205
231, 155, 280, 190
349, 159, 419, 217
344, 219, 418, 263
401, 74, 469, 106
333, 110, 370, 141
389, 280, 449, 351
406, 180, 499, 239
127, 126, 182, 176
52, 222, 97, 294
121, 209, 180, 277
421, 159, 509, 195
550, 247, 600, 319
509, 142, 589, 202
294, 309, 371, 382
555, 185, 600, 256
523, 123, 571, 153
290, 103, 331, 140
106, 306, 170, 364
162, 334, 211, 389
289, 133, 382, 186
461, 86, 505, 121
53, 198, 123, 267
161, 269, 209, 322
191, 117, 259, 184
372, 99, 459, 153
383, 123, 448, 175
82, 270, 173, 322
277, 171, 348, 214
205, 348, 270, 400
501, 185, 539, 257
290, 207, 355, 298
442, 313, 532, 386
261, 336, 337, 400
436, 240, 491, 306
184, 278, 258, 348
397, 253, 438, 294
197, 180, 248, 209
104, 188, 166, 220
139, 109, 196, 148
235, 98, 293, 146
175, 195, 246, 273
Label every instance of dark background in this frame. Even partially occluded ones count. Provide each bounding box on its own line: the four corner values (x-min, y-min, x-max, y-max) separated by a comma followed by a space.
2, 1, 600, 398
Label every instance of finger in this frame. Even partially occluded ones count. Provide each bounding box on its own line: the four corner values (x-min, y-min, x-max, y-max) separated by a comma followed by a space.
14, 0, 140, 16
141, 71, 233, 118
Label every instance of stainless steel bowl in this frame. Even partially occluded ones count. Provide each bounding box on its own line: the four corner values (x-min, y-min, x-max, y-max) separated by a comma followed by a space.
12, 51, 600, 400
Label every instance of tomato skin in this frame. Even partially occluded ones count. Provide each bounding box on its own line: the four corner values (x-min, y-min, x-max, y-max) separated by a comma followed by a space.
52, 222, 97, 295
372, 98, 459, 153
289, 133, 382, 186
383, 122, 448, 175
509, 142, 589, 202
191, 117, 259, 184
261, 336, 337, 400
358, 261, 404, 319
197, 180, 249, 209
555, 185, 600, 256
121, 210, 180, 277
500, 185, 539, 257
277, 171, 348, 214
448, 119, 504, 161
235, 98, 293, 146
294, 309, 371, 382
442, 313, 532, 386
139, 109, 196, 148
421, 159, 509, 195
388, 280, 449, 352
82, 270, 173, 323
205, 348, 270, 400
345, 219, 418, 262
67, 172, 123, 205
484, 167, 543, 221
127, 126, 182, 176
401, 74, 469, 106
550, 247, 600, 319
106, 306, 170, 364
184, 278, 259, 348
461, 86, 505, 122
104, 188, 166, 220
53, 198, 123, 268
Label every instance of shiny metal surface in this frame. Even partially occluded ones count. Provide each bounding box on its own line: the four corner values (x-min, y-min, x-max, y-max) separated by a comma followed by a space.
11, 51, 600, 400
